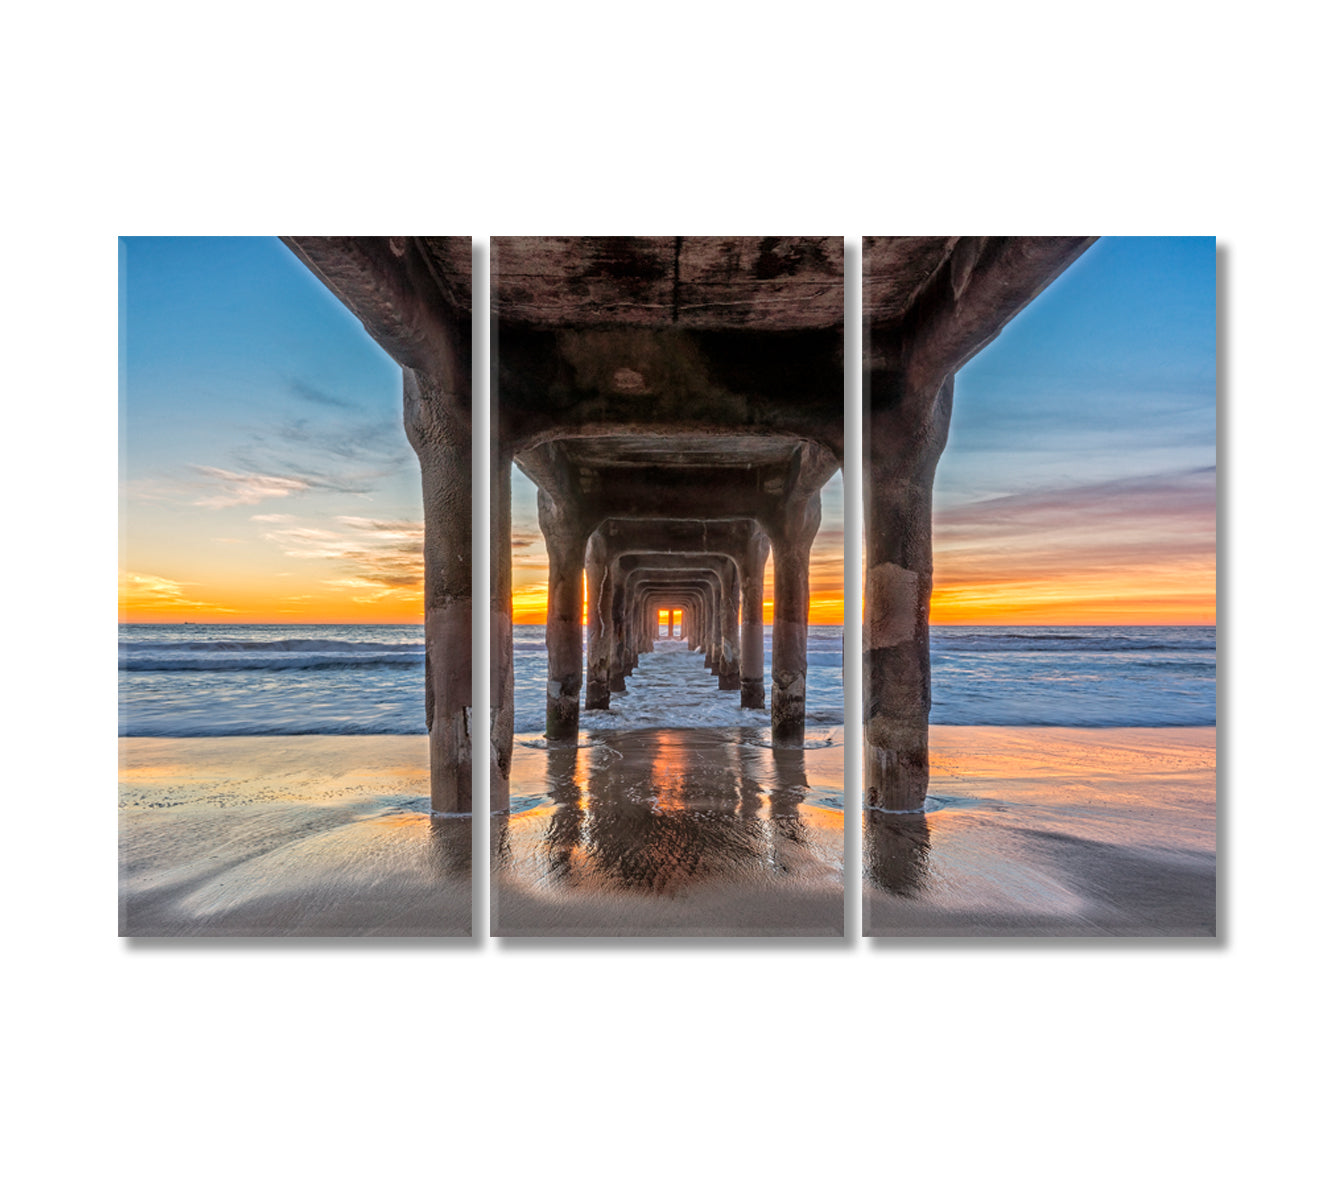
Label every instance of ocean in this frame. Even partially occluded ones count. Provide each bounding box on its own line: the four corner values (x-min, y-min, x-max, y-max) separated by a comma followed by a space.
118, 623, 1215, 736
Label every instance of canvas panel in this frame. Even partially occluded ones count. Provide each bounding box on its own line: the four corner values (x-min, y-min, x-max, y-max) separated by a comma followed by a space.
118, 235, 473, 937
861, 236, 1217, 936
490, 236, 846, 937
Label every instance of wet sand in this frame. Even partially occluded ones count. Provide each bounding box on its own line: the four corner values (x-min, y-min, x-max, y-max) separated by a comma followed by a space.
493, 728, 845, 937
865, 727, 1216, 937
119, 736, 470, 937
119, 727, 1214, 939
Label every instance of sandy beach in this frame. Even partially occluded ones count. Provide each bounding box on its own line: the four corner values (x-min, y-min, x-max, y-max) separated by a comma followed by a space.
119, 736, 470, 937
493, 727, 845, 937
865, 727, 1216, 936
119, 726, 1214, 939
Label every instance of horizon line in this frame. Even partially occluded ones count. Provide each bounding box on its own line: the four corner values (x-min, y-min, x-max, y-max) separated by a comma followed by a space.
117, 618, 1219, 628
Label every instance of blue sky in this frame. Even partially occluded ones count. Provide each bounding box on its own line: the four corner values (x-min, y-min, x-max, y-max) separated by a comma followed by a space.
944, 235, 1215, 503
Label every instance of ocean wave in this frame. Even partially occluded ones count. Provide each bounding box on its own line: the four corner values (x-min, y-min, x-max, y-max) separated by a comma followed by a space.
932, 715, 1215, 727
930, 629, 1214, 655
120, 654, 423, 672
122, 636, 422, 653
120, 719, 426, 736
932, 640, 1213, 654
117, 623, 1215, 736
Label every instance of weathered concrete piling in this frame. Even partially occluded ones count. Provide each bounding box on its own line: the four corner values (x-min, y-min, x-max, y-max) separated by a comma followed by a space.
282, 236, 472, 815
861, 236, 1093, 810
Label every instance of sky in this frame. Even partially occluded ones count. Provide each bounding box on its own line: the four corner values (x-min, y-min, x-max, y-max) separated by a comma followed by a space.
933, 236, 1215, 623
119, 236, 1214, 626
120, 237, 420, 622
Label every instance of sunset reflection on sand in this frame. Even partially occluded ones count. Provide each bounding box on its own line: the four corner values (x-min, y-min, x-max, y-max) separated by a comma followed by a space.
493, 728, 844, 937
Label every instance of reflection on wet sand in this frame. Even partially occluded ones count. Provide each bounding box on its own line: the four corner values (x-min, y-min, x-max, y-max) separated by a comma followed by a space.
119, 736, 471, 937
493, 728, 843, 937
863, 728, 1216, 937
863, 810, 932, 897
427, 815, 473, 878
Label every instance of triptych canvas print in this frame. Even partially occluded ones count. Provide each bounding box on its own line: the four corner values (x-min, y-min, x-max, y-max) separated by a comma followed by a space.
119, 235, 1217, 938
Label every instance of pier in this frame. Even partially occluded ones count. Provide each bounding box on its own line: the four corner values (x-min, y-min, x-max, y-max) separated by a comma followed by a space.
282, 235, 1091, 817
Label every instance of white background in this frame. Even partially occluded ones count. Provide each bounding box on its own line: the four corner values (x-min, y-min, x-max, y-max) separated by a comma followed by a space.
7, 3, 1328, 1197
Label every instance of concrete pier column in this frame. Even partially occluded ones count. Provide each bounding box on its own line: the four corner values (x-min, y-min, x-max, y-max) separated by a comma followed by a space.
717, 558, 742, 691
639, 598, 653, 652
740, 528, 770, 709
279, 236, 477, 818
490, 443, 514, 812
711, 575, 724, 671
703, 574, 721, 672
700, 584, 720, 665
609, 563, 630, 688
622, 590, 637, 674
537, 490, 588, 741
585, 531, 613, 709
864, 374, 953, 811
770, 492, 822, 745
405, 366, 472, 814
683, 593, 704, 653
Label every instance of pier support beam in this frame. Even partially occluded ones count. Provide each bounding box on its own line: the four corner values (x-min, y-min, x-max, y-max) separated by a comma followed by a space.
861, 234, 1096, 811
770, 493, 821, 745
490, 445, 514, 811
740, 528, 770, 708
717, 557, 742, 691
538, 491, 588, 741
282, 236, 473, 817
863, 374, 952, 811
585, 530, 613, 709
405, 365, 472, 814
609, 559, 634, 683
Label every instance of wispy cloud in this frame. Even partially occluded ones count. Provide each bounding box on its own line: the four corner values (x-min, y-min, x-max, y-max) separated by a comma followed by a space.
254, 513, 425, 601
172, 456, 397, 509
119, 572, 232, 612
239, 413, 412, 477
189, 466, 312, 508
928, 467, 1216, 620
337, 516, 422, 536
934, 466, 1215, 579
287, 378, 361, 411
129, 401, 416, 515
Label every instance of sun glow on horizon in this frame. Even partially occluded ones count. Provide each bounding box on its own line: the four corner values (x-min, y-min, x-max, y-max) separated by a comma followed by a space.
928, 584, 1215, 626
118, 570, 425, 624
